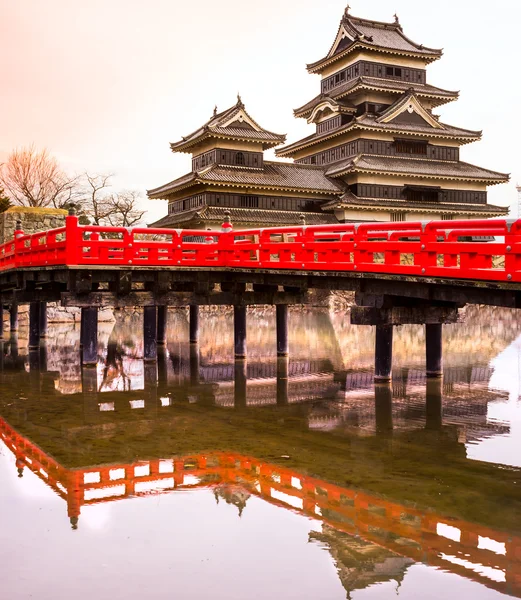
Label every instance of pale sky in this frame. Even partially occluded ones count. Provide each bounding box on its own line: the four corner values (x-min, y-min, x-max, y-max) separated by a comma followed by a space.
1, 0, 520, 224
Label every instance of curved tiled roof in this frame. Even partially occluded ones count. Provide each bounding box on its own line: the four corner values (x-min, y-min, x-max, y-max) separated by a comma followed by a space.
170, 99, 286, 153
148, 162, 343, 199
294, 78, 458, 118
150, 206, 337, 228
277, 115, 481, 158
325, 155, 509, 184
307, 13, 442, 73
199, 162, 341, 192
322, 195, 508, 216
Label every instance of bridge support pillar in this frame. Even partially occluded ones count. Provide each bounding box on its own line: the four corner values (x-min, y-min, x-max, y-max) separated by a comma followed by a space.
157, 305, 167, 346
234, 359, 247, 409
80, 307, 86, 348
234, 306, 247, 359
10, 304, 18, 333
81, 307, 98, 367
158, 346, 168, 388
190, 344, 200, 387
276, 304, 289, 357
82, 366, 99, 424
144, 362, 159, 414
29, 302, 41, 350
426, 378, 443, 430
374, 383, 393, 435
189, 305, 200, 344
39, 302, 48, 339
426, 324, 443, 378
375, 325, 393, 382
276, 356, 289, 406
144, 306, 157, 363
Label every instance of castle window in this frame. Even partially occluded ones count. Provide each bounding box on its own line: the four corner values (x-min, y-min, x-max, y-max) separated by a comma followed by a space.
311, 156, 316, 165
441, 214, 453, 221
386, 66, 394, 76
391, 212, 406, 222
394, 139, 428, 155
240, 195, 259, 208
395, 68, 402, 77
235, 152, 245, 165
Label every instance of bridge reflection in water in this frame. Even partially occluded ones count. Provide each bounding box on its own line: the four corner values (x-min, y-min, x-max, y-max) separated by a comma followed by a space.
1, 420, 520, 598
1, 307, 521, 598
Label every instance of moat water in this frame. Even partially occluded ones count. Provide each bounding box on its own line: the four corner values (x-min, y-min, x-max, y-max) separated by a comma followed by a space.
1, 306, 520, 599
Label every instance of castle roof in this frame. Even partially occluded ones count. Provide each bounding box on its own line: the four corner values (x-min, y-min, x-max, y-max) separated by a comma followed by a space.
170, 98, 286, 153
307, 9, 442, 74
294, 78, 458, 119
323, 194, 508, 217
276, 115, 482, 158
150, 206, 338, 228
325, 154, 510, 185
148, 161, 343, 199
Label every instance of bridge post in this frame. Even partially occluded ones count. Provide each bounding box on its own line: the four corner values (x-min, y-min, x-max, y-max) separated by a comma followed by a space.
234, 359, 247, 409
29, 302, 41, 350
276, 305, 289, 357
189, 344, 200, 387
374, 383, 393, 435
144, 362, 159, 414
234, 306, 247, 359
276, 356, 289, 406
189, 305, 200, 345
157, 305, 167, 346
426, 324, 443, 378
10, 304, 18, 333
157, 346, 168, 388
81, 307, 98, 367
82, 365, 99, 424
425, 378, 443, 430
143, 306, 157, 363
39, 302, 48, 339
374, 325, 393, 382
39, 342, 48, 372
80, 307, 86, 348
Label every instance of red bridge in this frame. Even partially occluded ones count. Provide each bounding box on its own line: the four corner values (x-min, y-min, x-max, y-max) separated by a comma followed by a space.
0, 212, 520, 280
2, 211, 521, 381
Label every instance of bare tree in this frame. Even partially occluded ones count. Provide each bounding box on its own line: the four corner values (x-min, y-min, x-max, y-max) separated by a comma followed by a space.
0, 146, 79, 208
0, 186, 11, 213
81, 173, 146, 227
105, 190, 146, 228
82, 173, 116, 226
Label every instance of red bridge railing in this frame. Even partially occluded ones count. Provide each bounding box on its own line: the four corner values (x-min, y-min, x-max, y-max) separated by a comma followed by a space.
1, 214, 521, 282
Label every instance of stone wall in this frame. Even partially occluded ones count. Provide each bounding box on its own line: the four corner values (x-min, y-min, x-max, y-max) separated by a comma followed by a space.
0, 206, 67, 244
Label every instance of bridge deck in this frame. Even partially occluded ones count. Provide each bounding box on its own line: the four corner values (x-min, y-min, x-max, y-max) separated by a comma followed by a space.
2, 216, 521, 308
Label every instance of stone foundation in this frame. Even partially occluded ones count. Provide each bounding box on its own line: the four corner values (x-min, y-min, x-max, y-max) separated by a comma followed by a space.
0, 206, 67, 244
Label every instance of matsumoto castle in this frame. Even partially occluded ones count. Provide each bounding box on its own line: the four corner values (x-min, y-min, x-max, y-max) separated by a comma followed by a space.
148, 6, 509, 230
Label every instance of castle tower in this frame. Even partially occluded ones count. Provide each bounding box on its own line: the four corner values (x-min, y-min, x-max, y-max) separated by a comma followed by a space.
275, 7, 509, 222
148, 98, 342, 229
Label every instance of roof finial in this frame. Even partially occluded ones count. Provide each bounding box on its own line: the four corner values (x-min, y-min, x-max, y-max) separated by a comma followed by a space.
237, 92, 243, 108
394, 12, 400, 25
213, 105, 218, 116
344, 4, 351, 17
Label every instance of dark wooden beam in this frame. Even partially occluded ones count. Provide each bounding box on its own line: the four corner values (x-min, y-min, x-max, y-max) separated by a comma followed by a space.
60, 291, 307, 308
351, 306, 461, 326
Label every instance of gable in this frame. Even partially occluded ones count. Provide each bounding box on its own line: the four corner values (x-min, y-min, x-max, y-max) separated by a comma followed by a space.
221, 109, 262, 131
378, 95, 444, 129
389, 110, 434, 127
328, 26, 356, 58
